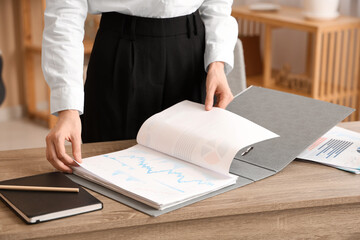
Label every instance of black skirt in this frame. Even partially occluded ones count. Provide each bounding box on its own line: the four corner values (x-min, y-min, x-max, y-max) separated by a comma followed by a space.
81, 11, 206, 143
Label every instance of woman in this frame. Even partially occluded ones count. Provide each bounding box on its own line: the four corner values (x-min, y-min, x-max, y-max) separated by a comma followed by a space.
42, 1, 238, 173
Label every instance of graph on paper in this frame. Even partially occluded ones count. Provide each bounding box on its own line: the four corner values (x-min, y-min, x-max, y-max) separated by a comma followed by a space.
298, 126, 360, 171
76, 145, 237, 208
316, 139, 353, 159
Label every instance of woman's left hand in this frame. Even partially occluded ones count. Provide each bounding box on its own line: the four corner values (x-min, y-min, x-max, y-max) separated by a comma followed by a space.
205, 61, 234, 111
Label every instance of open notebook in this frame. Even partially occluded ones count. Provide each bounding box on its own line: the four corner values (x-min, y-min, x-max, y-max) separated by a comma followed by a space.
73, 101, 278, 210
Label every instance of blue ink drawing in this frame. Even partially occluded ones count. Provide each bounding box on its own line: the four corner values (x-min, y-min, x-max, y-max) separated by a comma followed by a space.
112, 169, 141, 182
155, 180, 185, 193
112, 170, 124, 176
103, 154, 215, 186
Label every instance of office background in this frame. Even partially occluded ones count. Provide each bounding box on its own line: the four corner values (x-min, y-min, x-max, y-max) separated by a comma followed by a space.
0, 0, 359, 151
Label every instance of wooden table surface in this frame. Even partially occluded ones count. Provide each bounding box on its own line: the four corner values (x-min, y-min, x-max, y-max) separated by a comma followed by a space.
1, 122, 360, 239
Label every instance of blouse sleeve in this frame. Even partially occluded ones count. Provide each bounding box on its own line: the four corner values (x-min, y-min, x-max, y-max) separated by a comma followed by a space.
42, 0, 88, 115
199, 0, 238, 75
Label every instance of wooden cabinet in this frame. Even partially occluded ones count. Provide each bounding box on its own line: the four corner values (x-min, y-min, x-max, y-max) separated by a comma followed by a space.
232, 6, 360, 121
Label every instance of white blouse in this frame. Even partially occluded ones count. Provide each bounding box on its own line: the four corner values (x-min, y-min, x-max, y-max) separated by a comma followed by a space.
42, 0, 238, 115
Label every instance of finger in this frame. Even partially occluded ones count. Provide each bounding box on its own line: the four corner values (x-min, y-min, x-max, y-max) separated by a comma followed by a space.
46, 137, 50, 162
217, 94, 233, 109
54, 136, 76, 166
205, 86, 215, 111
46, 135, 55, 164
71, 134, 82, 164
48, 140, 73, 173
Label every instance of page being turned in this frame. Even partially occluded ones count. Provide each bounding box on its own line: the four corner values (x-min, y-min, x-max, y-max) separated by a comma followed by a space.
137, 101, 279, 176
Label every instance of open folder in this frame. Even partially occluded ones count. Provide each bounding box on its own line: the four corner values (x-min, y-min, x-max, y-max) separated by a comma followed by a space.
71, 100, 278, 210
67, 86, 354, 216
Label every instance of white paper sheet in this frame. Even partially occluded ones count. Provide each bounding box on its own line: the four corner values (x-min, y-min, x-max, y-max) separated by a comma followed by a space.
74, 145, 238, 209
298, 126, 360, 173
137, 101, 279, 176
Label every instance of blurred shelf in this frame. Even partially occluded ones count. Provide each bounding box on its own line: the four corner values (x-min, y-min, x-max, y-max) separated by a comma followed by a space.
247, 74, 311, 98
84, 40, 94, 55
233, 5, 360, 121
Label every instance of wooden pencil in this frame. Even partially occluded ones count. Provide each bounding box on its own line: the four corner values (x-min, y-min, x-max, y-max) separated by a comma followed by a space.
0, 185, 79, 193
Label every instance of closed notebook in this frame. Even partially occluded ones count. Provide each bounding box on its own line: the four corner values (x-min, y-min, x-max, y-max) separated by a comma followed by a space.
0, 172, 102, 224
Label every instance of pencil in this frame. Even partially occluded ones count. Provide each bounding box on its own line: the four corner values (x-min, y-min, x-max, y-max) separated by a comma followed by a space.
0, 185, 79, 193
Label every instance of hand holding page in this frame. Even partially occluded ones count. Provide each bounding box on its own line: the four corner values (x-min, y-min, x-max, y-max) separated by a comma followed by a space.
73, 101, 279, 210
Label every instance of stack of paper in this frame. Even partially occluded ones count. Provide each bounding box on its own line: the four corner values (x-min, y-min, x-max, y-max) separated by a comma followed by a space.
298, 126, 360, 174
73, 101, 278, 210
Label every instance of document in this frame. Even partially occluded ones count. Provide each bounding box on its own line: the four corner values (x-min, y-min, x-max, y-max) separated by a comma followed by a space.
73, 100, 279, 210
298, 126, 360, 174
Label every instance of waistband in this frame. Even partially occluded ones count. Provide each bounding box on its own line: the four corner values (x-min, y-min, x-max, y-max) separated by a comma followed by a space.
99, 10, 202, 39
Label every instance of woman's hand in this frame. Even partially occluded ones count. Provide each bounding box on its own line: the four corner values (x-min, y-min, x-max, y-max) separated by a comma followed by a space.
205, 61, 234, 111
45, 110, 82, 173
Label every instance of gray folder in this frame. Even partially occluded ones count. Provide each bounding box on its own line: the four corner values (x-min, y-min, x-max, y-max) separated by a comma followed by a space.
67, 86, 354, 216
227, 86, 353, 180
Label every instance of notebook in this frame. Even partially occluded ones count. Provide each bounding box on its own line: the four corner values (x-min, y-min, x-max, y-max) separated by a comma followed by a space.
0, 172, 103, 224
72, 100, 279, 210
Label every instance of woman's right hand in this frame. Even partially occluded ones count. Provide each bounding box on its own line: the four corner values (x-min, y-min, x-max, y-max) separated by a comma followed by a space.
45, 110, 82, 173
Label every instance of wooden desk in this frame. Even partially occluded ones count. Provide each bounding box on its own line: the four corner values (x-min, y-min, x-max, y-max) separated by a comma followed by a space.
232, 6, 360, 121
1, 122, 360, 239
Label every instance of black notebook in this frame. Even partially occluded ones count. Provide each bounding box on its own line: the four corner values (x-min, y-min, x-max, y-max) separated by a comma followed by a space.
0, 172, 102, 224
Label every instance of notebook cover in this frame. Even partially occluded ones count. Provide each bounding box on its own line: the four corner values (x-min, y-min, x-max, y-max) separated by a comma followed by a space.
0, 172, 102, 224
68, 86, 354, 216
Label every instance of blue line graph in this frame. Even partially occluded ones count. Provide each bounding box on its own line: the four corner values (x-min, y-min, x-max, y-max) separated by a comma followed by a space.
155, 180, 185, 193
112, 170, 142, 183
103, 154, 215, 186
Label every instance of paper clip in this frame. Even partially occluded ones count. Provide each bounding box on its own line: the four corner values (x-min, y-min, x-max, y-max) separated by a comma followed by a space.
241, 146, 253, 156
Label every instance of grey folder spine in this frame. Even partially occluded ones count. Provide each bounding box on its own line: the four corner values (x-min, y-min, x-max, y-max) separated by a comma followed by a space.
67, 86, 354, 216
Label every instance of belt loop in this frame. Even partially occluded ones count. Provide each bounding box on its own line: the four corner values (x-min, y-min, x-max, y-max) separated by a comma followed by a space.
119, 16, 125, 38
186, 15, 192, 39
161, 18, 165, 37
193, 13, 198, 36
130, 16, 137, 41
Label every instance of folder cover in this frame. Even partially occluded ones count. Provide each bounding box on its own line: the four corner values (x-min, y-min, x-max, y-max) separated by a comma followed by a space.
227, 86, 354, 180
